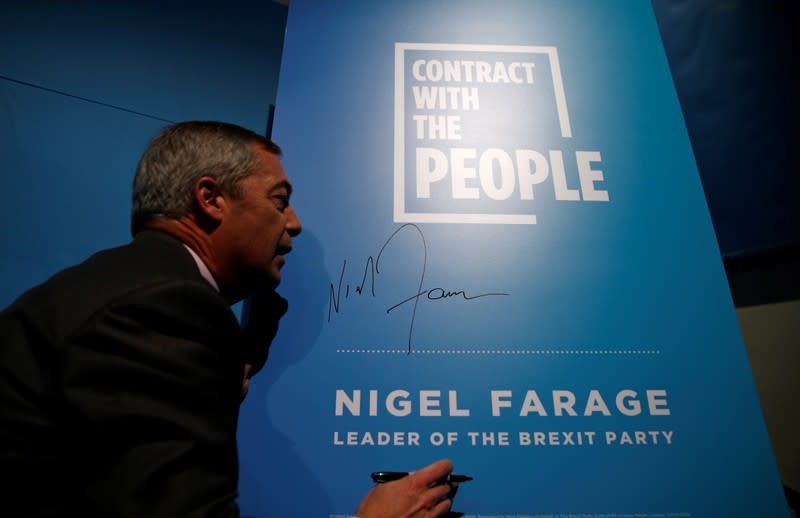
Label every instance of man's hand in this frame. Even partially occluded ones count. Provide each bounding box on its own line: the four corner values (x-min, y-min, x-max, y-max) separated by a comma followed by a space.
355, 459, 455, 518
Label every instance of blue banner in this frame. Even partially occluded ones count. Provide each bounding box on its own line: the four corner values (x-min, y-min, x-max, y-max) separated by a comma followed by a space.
237, 1, 787, 516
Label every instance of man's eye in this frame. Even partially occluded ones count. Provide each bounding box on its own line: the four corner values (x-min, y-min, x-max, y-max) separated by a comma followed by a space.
274, 196, 289, 211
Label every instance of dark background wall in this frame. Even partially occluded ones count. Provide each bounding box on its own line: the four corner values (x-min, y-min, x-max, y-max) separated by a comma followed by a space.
1, 0, 797, 506
654, 2, 798, 258
652, 1, 800, 311
0, 0, 288, 308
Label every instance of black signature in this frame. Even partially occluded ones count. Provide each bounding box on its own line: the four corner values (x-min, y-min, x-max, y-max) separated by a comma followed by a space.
327, 224, 509, 353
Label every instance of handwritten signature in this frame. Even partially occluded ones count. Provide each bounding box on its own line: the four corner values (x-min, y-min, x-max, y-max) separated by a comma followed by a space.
327, 224, 509, 353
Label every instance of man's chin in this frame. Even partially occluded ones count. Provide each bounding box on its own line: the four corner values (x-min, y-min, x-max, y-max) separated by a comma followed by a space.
242, 271, 281, 297
270, 258, 286, 287
270, 266, 283, 286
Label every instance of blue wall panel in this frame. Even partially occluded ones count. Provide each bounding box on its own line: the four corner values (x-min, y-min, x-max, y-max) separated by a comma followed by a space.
236, 1, 788, 516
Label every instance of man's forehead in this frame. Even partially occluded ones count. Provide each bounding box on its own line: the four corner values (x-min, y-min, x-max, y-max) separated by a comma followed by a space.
252, 145, 293, 194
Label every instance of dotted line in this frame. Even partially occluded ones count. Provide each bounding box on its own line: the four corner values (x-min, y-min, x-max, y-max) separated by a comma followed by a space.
335, 348, 661, 355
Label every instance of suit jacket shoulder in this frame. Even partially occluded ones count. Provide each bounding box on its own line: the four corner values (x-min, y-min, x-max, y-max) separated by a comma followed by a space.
0, 230, 243, 517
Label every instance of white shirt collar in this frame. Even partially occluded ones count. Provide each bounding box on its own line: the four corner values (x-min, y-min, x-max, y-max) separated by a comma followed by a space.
183, 244, 220, 292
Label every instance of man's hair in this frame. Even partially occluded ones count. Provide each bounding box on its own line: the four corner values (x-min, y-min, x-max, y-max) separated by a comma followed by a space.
131, 121, 281, 235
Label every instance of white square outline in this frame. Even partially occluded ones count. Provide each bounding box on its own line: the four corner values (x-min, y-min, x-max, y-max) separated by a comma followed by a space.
394, 42, 573, 225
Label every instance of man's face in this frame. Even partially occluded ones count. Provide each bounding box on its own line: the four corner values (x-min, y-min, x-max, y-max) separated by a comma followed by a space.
222, 145, 302, 292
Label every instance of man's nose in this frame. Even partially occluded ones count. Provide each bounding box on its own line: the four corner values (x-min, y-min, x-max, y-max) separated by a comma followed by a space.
286, 206, 302, 237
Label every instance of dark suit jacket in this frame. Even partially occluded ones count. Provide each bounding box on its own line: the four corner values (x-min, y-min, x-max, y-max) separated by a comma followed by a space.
0, 230, 249, 517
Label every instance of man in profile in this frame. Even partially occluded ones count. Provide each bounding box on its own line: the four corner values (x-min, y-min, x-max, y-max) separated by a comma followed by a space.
0, 121, 455, 517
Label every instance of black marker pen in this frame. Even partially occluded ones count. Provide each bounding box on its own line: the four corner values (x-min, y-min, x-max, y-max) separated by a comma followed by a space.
371, 472, 473, 484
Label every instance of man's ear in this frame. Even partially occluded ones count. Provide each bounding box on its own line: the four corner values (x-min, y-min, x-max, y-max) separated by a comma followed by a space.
193, 176, 226, 224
